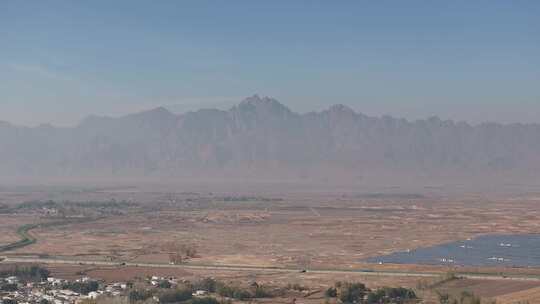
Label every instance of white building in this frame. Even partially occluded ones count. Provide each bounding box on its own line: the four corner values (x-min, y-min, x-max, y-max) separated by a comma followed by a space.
193, 290, 207, 296
87, 292, 100, 299
6, 276, 19, 284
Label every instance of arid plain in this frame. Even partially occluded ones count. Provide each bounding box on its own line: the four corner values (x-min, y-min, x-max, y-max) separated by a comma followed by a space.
2, 182, 540, 303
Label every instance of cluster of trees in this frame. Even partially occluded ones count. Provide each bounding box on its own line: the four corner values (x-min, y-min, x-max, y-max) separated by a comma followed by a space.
132, 287, 224, 304
17, 200, 136, 210
158, 288, 193, 303
214, 284, 251, 300
0, 224, 38, 252
286, 283, 308, 291
207, 279, 273, 300
15, 199, 137, 218
63, 200, 136, 209
128, 289, 154, 303
1, 299, 49, 304
2, 299, 19, 304
366, 287, 417, 304
219, 196, 283, 202
156, 280, 172, 289
187, 298, 221, 304
437, 291, 495, 304
0, 265, 50, 281
62, 280, 100, 295
164, 243, 198, 265
17, 200, 61, 210
1, 283, 18, 292
127, 277, 272, 304
192, 278, 217, 293
324, 281, 417, 304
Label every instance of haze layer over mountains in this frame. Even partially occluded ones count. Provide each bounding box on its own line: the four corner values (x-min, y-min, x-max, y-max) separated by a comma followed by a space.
1, 95, 539, 185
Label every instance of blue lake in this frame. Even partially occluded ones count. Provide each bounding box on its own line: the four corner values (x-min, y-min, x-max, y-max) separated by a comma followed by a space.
366, 234, 540, 267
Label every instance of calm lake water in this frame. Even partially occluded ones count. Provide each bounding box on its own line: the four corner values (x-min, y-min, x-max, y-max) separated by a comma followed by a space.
366, 234, 540, 267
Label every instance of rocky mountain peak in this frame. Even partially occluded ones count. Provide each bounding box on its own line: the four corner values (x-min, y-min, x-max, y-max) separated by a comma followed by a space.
327, 104, 356, 115
237, 95, 292, 115
128, 106, 175, 120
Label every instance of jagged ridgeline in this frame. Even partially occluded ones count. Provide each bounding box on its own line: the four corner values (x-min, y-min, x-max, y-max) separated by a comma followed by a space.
1, 95, 539, 182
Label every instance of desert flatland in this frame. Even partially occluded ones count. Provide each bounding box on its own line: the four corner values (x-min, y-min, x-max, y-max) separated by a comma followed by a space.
3, 183, 540, 303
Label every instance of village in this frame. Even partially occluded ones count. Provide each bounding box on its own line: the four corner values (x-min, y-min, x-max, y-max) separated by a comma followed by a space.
0, 264, 423, 304
0, 266, 216, 304
2, 274, 127, 304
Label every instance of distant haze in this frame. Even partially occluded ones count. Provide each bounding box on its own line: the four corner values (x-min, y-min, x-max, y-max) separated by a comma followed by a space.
3, 98, 540, 128
1, 95, 539, 186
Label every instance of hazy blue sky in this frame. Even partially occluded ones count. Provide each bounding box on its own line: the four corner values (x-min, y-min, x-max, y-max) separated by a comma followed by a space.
1, 1, 539, 126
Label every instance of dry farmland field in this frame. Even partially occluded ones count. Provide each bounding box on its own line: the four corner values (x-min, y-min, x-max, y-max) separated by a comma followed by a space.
2, 182, 540, 302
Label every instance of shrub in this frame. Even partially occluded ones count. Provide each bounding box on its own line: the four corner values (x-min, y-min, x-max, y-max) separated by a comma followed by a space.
336, 282, 367, 304
128, 289, 154, 303
367, 291, 383, 304
384, 287, 416, 301
194, 278, 217, 292
216, 283, 250, 300
253, 285, 272, 298
158, 288, 192, 303
0, 265, 50, 281
63, 281, 99, 295
287, 283, 306, 291
366, 287, 416, 304
214, 281, 273, 300
157, 280, 172, 289
325, 287, 337, 298
187, 298, 220, 304
1, 283, 19, 292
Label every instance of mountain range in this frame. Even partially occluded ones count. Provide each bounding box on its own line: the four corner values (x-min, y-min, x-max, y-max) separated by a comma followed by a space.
1, 95, 540, 184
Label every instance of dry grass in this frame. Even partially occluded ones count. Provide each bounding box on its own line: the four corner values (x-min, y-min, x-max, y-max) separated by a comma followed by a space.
496, 285, 540, 304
